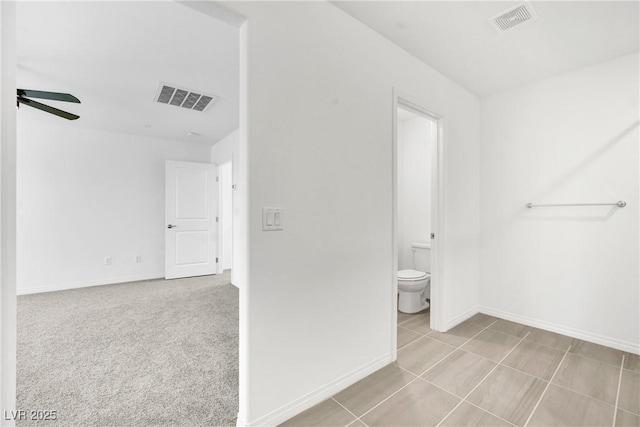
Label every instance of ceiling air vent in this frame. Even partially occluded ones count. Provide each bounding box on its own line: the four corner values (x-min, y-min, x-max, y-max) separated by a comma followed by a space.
153, 82, 218, 112
489, 2, 537, 33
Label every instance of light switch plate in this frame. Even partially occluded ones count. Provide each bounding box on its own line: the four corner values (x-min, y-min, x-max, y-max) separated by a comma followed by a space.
262, 208, 283, 231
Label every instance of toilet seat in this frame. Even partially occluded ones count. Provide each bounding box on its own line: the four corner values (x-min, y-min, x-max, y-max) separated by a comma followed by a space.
398, 269, 429, 281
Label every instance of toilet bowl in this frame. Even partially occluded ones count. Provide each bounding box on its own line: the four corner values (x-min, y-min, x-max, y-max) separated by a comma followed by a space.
398, 269, 430, 313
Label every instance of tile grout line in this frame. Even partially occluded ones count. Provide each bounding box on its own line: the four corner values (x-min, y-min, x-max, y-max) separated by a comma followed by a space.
397, 316, 414, 326
522, 344, 572, 427
331, 397, 368, 427
497, 357, 558, 383
435, 330, 532, 427
547, 382, 618, 408
396, 316, 433, 351
512, 354, 623, 408
566, 351, 627, 370
612, 354, 625, 427
414, 376, 517, 426
344, 361, 422, 424
355, 319, 499, 422
397, 323, 430, 336
463, 399, 518, 427
396, 334, 427, 352
502, 329, 625, 367
567, 345, 627, 369
397, 317, 627, 423
397, 316, 426, 328
355, 349, 456, 422
617, 408, 638, 417
488, 345, 627, 407
473, 344, 621, 407
415, 319, 500, 376
397, 323, 422, 332
518, 334, 574, 356
480, 353, 620, 408
421, 331, 567, 387
399, 328, 433, 341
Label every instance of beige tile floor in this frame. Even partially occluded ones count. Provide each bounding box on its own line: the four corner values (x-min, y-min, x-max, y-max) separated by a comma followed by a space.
282, 310, 640, 427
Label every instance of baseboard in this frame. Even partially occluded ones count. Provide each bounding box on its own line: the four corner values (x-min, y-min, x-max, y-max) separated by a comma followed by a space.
443, 305, 480, 331
479, 306, 640, 355
17, 273, 165, 295
242, 353, 392, 427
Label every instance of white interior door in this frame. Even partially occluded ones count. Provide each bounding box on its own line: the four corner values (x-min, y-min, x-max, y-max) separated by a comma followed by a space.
165, 161, 218, 279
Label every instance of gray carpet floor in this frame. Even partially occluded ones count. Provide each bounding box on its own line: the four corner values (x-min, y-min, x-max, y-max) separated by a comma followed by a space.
17, 272, 238, 426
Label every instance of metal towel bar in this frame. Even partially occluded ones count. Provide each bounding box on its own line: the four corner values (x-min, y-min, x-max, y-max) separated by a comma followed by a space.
526, 201, 626, 208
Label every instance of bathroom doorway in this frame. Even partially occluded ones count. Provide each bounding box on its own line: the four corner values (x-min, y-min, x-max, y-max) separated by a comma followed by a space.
393, 95, 443, 355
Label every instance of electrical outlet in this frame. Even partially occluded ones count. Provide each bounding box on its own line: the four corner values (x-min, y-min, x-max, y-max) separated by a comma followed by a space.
104, 257, 112, 265
135, 255, 142, 263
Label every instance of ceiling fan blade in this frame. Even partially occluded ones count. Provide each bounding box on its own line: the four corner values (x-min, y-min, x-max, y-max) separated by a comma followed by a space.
17, 89, 80, 103
17, 96, 80, 120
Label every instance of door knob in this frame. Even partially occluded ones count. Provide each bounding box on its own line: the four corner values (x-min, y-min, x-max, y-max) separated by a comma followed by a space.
167, 224, 177, 229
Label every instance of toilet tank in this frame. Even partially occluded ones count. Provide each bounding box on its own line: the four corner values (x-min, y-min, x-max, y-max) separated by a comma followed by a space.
411, 242, 431, 273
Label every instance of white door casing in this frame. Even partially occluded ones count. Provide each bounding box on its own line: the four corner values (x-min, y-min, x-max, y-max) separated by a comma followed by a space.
392, 89, 445, 361
165, 161, 218, 279
218, 161, 233, 272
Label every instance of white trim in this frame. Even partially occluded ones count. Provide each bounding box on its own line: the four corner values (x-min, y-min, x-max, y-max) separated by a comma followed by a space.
443, 305, 479, 331
212, 161, 224, 275
479, 306, 640, 355
392, 89, 445, 335
17, 273, 166, 296
236, 413, 247, 427
432, 114, 445, 332
242, 353, 392, 427
390, 95, 399, 362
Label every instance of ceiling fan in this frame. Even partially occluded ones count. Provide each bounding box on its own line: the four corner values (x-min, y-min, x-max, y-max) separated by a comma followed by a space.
16, 89, 81, 120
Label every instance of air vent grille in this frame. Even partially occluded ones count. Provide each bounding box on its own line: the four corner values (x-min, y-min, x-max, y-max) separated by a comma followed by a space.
157, 86, 174, 104
153, 82, 217, 112
182, 92, 201, 109
193, 96, 214, 112
489, 2, 537, 33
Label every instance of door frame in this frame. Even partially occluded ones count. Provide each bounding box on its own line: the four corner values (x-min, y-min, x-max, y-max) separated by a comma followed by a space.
215, 160, 233, 275
391, 89, 445, 359
1, 1, 247, 421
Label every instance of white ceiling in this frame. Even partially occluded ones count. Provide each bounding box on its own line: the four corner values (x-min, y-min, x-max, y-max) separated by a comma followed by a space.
332, 1, 639, 96
17, 1, 239, 144
16, 1, 638, 140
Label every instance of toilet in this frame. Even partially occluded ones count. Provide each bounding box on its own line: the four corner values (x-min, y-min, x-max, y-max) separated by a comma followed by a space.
398, 242, 431, 313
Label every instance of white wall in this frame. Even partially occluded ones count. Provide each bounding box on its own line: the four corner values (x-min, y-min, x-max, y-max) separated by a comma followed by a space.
221, 2, 480, 425
479, 53, 639, 353
1, 0, 18, 419
211, 128, 244, 287
397, 115, 432, 270
17, 116, 212, 294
